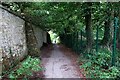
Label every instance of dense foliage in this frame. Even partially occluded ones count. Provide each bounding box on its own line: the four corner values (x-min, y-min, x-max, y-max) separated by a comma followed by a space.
2, 56, 43, 79
80, 48, 120, 78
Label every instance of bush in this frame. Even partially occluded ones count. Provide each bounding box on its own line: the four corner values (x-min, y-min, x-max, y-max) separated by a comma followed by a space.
80, 48, 120, 78
8, 56, 43, 79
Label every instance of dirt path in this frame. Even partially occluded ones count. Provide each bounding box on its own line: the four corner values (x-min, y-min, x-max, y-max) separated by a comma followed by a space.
41, 44, 85, 78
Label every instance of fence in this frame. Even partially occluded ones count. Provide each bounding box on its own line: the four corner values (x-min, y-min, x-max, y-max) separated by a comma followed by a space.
60, 17, 119, 66
59, 30, 85, 54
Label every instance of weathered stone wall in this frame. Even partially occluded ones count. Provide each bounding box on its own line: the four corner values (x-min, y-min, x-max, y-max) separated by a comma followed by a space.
0, 7, 27, 73
33, 26, 47, 48
0, 7, 47, 75
25, 23, 47, 57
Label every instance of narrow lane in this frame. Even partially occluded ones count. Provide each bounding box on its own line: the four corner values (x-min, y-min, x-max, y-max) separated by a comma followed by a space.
41, 44, 84, 78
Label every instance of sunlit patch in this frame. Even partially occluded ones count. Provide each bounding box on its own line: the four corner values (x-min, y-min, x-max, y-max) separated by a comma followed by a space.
48, 30, 60, 44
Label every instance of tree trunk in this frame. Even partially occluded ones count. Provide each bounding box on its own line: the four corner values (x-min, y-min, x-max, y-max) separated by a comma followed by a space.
117, 8, 120, 50
101, 3, 114, 48
85, 2, 94, 53
47, 32, 52, 44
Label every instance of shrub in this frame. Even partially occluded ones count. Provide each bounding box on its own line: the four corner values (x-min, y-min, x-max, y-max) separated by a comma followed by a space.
80, 48, 120, 78
8, 56, 43, 79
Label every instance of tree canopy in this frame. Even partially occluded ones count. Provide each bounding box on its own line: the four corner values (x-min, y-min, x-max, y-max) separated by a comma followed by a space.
2, 2, 118, 33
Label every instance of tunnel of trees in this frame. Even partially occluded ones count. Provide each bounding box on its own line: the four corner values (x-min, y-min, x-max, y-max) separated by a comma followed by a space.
1, 1, 120, 79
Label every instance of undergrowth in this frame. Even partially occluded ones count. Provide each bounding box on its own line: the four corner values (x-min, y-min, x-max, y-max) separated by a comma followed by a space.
79, 48, 120, 78
4, 56, 43, 79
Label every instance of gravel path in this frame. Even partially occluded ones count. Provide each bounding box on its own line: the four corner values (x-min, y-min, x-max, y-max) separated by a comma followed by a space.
41, 44, 85, 79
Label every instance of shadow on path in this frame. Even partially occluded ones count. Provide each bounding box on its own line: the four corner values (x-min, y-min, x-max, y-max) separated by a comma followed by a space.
41, 44, 85, 79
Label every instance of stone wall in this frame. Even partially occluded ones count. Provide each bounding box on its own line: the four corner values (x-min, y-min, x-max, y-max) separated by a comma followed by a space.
33, 26, 47, 47
25, 23, 47, 57
0, 7, 47, 75
0, 7, 27, 73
